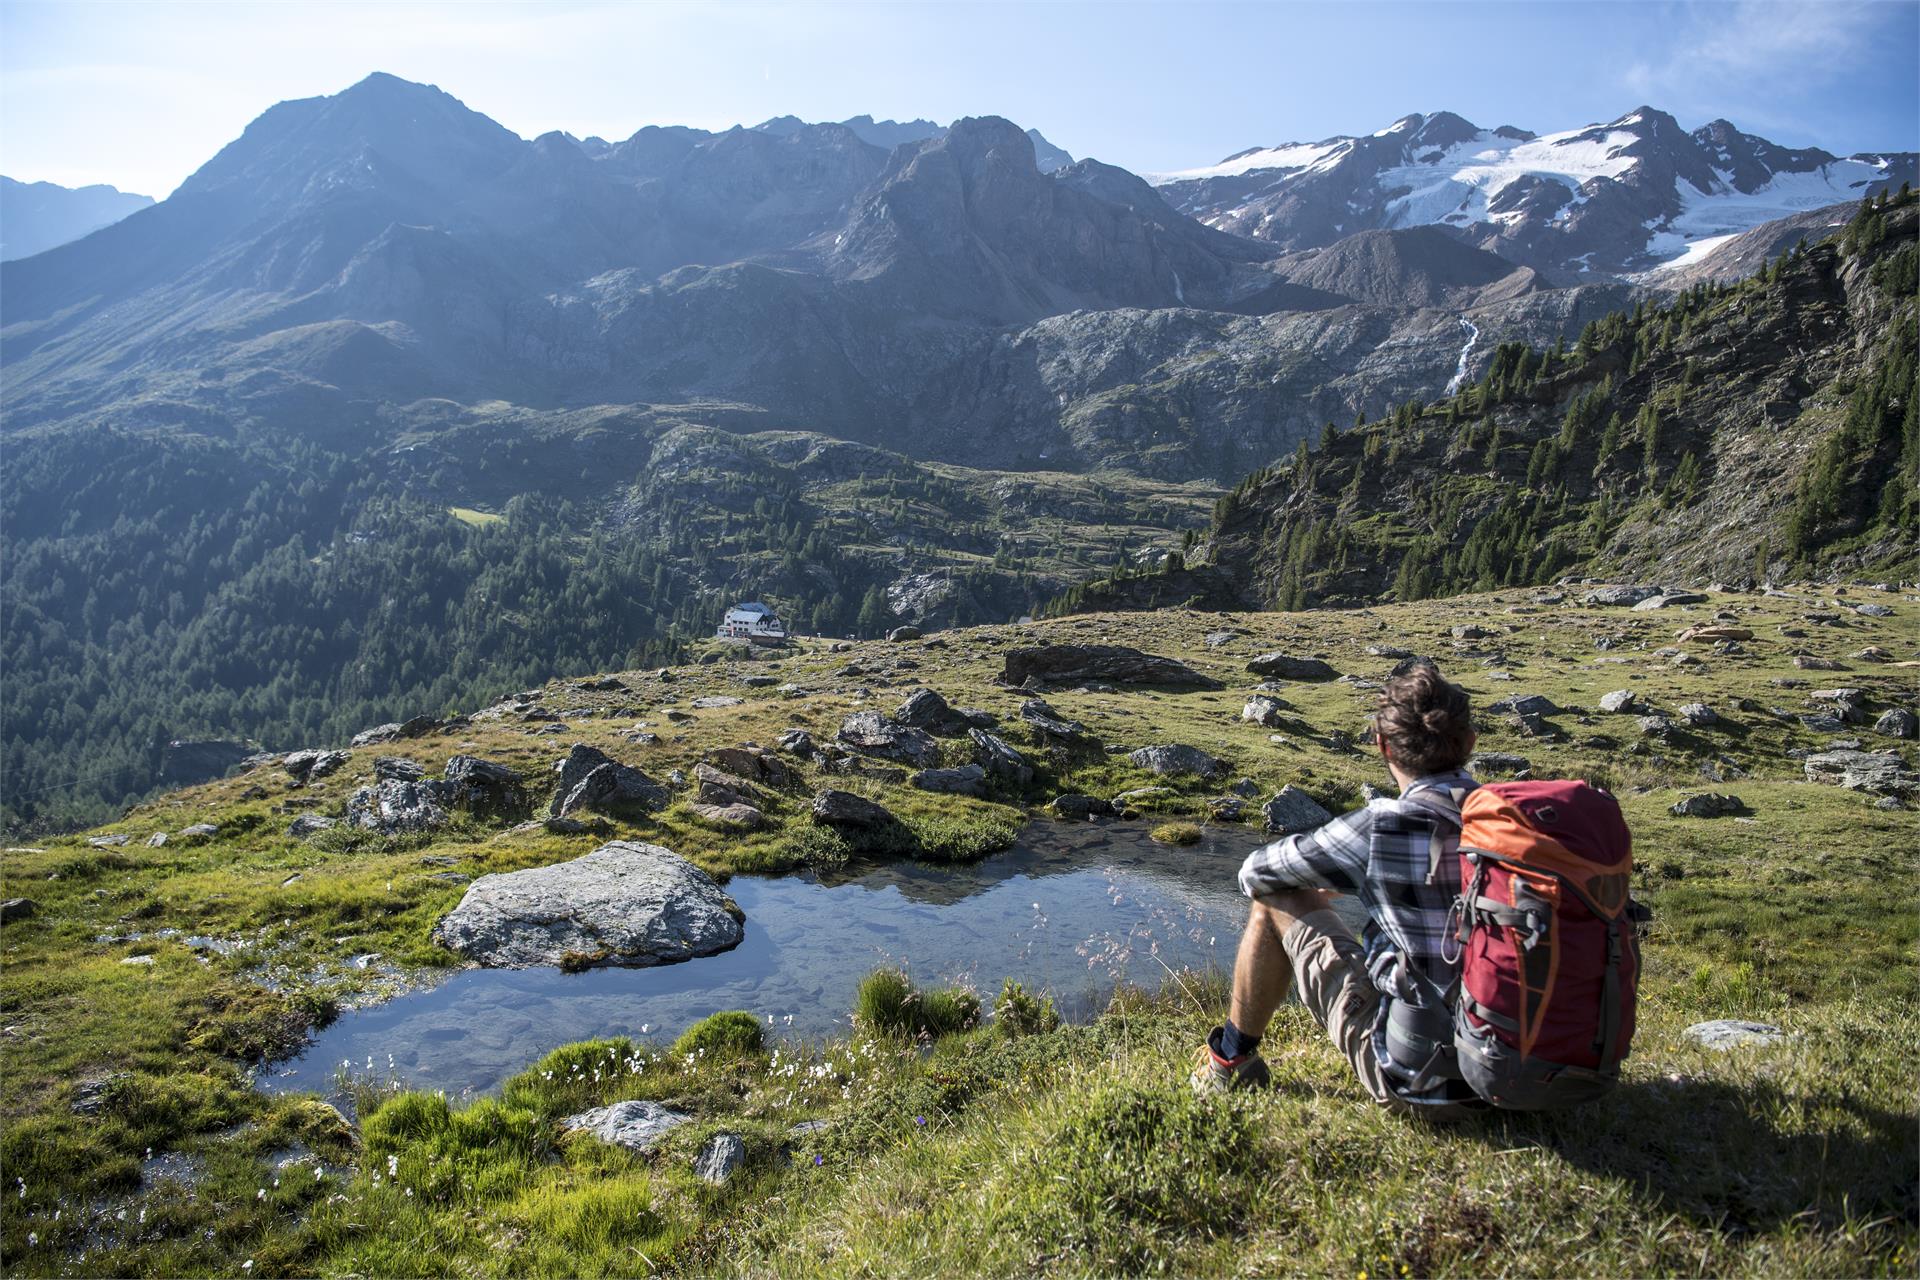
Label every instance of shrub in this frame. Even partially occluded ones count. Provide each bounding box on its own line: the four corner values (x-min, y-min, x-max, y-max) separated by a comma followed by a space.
993, 980, 1061, 1037
672, 1010, 764, 1059
1150, 820, 1203, 845
853, 968, 978, 1039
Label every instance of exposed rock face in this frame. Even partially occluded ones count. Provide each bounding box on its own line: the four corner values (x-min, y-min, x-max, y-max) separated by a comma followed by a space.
1263, 786, 1334, 835
1670, 793, 1748, 818
912, 764, 987, 796
1002, 645, 1219, 690
283, 749, 349, 783
1633, 591, 1707, 609
811, 789, 897, 831
1803, 750, 1918, 796
346, 779, 452, 834
1246, 654, 1338, 681
1128, 744, 1223, 778
288, 814, 337, 838
563, 1100, 693, 1151
969, 729, 1033, 786
693, 762, 767, 809
432, 841, 743, 968
837, 711, 939, 767
550, 744, 671, 817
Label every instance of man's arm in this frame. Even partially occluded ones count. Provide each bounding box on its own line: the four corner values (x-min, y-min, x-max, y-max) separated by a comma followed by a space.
1238, 805, 1373, 899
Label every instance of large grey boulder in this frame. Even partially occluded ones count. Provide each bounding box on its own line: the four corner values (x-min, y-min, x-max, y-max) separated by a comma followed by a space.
706, 746, 797, 790
1051, 794, 1114, 820
1263, 786, 1333, 835
1632, 591, 1708, 610
1129, 744, 1223, 778
345, 779, 453, 834
432, 841, 743, 969
563, 1100, 692, 1151
837, 711, 939, 768
1803, 750, 1919, 797
1002, 645, 1220, 690
0, 898, 38, 924
1468, 753, 1531, 776
1246, 654, 1339, 682
287, 814, 337, 839
694, 762, 766, 809
550, 745, 670, 818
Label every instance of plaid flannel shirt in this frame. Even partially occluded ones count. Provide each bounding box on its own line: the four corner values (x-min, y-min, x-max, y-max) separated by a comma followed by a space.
1238, 770, 1479, 973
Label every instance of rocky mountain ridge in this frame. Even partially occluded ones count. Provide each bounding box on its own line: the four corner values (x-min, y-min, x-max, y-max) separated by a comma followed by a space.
0, 175, 154, 261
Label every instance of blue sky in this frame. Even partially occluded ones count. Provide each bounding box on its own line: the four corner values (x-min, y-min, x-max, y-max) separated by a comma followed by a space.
3, 0, 1915, 198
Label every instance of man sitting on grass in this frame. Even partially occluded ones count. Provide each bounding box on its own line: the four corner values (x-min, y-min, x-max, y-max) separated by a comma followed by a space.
1193, 660, 1482, 1116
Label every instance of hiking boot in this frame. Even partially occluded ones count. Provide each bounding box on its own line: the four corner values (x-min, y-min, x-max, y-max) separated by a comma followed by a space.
1189, 1038, 1271, 1094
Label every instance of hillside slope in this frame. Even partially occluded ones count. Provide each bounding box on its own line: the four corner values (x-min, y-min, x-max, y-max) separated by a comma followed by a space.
1, 591, 1914, 1276
1061, 191, 1916, 616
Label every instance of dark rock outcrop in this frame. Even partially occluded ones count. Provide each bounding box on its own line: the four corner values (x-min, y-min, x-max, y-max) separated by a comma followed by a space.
1002, 645, 1219, 690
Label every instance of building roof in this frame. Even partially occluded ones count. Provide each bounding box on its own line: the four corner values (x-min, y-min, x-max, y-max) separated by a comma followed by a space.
730, 602, 774, 615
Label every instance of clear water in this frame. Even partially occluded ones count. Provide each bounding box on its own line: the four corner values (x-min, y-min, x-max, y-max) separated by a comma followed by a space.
262, 820, 1350, 1100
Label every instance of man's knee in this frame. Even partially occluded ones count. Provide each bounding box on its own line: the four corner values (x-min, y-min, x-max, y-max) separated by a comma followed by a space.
1250, 888, 1332, 930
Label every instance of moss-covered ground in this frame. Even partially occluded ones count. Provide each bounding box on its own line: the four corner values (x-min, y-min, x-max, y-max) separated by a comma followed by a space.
2, 586, 1914, 1275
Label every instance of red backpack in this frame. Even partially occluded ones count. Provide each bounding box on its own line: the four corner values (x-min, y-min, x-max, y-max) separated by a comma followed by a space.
1449, 780, 1646, 1109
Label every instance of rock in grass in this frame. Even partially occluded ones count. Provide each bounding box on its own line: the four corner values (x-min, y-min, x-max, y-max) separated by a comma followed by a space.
0, 898, 38, 924
693, 1132, 748, 1184
1129, 744, 1223, 778
1468, 753, 1530, 777
1598, 689, 1641, 714
432, 841, 743, 969
690, 802, 763, 830
1803, 750, 1919, 797
1683, 1019, 1786, 1050
550, 745, 670, 818
1246, 653, 1339, 681
1051, 793, 1114, 820
912, 764, 987, 796
1263, 786, 1333, 835
1582, 585, 1662, 607
1676, 703, 1720, 727
1486, 693, 1560, 717
969, 729, 1033, 786
886, 626, 923, 642
837, 711, 939, 768
1001, 644, 1220, 690
811, 789, 896, 831
1669, 793, 1747, 818
282, 749, 350, 783
1875, 709, 1918, 739
563, 1100, 692, 1151
1019, 699, 1095, 747
287, 814, 336, 839
345, 780, 451, 834
1242, 695, 1288, 727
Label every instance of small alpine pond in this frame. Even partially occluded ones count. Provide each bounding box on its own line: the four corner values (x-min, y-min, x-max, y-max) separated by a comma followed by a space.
264, 819, 1357, 1099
